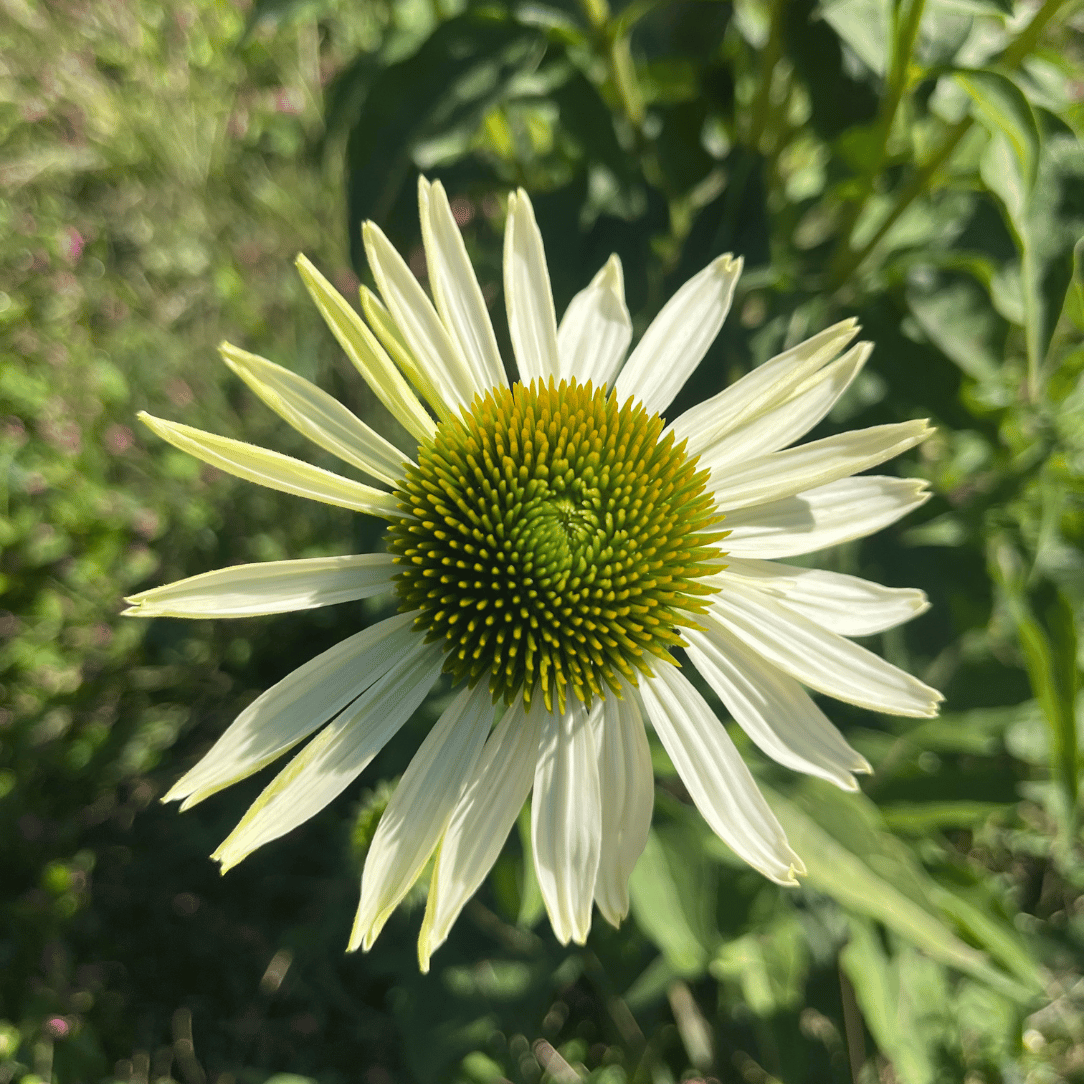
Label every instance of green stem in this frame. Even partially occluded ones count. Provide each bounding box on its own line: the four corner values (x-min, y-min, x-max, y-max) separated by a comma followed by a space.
830, 116, 971, 289
828, 0, 928, 283
830, 0, 1071, 289
578, 0, 646, 133
748, 0, 787, 151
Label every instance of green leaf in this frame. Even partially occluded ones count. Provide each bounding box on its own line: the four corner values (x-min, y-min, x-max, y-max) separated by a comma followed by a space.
840, 918, 944, 1084
629, 826, 718, 978
710, 911, 809, 1017
819, 0, 892, 76
907, 276, 1005, 381
765, 782, 1029, 996
955, 68, 1042, 193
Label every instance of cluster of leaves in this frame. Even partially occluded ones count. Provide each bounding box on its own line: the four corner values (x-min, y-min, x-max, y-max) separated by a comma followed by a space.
2, 0, 1083, 1082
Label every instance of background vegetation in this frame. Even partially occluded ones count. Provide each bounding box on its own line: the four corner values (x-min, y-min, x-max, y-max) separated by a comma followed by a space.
2, 0, 1083, 1080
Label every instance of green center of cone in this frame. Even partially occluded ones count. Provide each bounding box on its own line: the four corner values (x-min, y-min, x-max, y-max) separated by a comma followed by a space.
388, 378, 727, 712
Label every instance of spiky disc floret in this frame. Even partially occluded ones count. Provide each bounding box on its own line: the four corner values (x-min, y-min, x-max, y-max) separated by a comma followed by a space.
387, 378, 727, 712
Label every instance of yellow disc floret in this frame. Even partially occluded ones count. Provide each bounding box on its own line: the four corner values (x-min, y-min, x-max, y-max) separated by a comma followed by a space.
388, 378, 727, 712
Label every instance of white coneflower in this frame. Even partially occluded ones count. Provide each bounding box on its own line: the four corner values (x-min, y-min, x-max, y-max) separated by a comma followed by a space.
129, 178, 941, 970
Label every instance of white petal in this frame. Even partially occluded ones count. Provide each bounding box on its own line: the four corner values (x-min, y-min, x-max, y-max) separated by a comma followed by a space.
350, 681, 494, 951
358, 284, 450, 421
717, 560, 930, 636
557, 254, 632, 388
614, 254, 742, 417
503, 189, 561, 385
706, 420, 932, 511
295, 255, 436, 444
722, 476, 932, 558
638, 663, 804, 885
163, 611, 419, 808
685, 625, 869, 791
531, 701, 602, 945
593, 687, 654, 926
212, 639, 444, 871
138, 413, 399, 518
672, 318, 860, 456
419, 178, 506, 392
363, 221, 481, 412
418, 699, 543, 971
124, 553, 396, 618
696, 343, 870, 470
220, 343, 410, 487
707, 584, 943, 717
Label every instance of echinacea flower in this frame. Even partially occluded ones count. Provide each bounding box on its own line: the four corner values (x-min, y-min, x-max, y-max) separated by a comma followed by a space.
129, 178, 942, 970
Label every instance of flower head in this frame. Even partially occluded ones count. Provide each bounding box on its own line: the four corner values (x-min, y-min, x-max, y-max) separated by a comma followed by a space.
130, 178, 941, 969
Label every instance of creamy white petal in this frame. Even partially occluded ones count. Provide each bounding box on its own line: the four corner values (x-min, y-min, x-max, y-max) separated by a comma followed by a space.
350, 681, 494, 951
685, 625, 869, 791
212, 639, 444, 871
706, 420, 932, 510
593, 688, 654, 927
716, 560, 930, 636
163, 611, 418, 808
363, 221, 481, 411
295, 255, 436, 444
504, 189, 561, 385
124, 553, 396, 618
707, 584, 942, 717
671, 318, 860, 456
220, 343, 410, 487
722, 476, 932, 558
696, 343, 870, 470
137, 412, 399, 518
419, 178, 507, 392
557, 254, 632, 388
532, 701, 602, 945
638, 664, 804, 885
358, 285, 450, 421
614, 254, 742, 417
418, 700, 543, 971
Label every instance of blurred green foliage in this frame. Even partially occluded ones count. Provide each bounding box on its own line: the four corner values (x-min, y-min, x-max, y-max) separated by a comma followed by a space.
2, 0, 1083, 1082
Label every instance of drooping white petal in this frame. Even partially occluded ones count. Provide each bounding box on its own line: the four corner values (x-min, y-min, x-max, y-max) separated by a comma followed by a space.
557, 254, 632, 388
418, 700, 543, 972
220, 343, 410, 487
614, 254, 742, 417
722, 476, 932, 559
137, 413, 399, 518
350, 681, 495, 951
504, 189, 561, 385
717, 561, 930, 637
707, 584, 943, 717
638, 663, 804, 885
363, 221, 482, 412
419, 178, 507, 392
531, 701, 602, 945
593, 688, 654, 927
685, 625, 869, 791
705, 420, 932, 511
695, 343, 870, 470
212, 639, 444, 871
124, 553, 397, 618
671, 318, 860, 456
295, 255, 436, 443
163, 611, 419, 809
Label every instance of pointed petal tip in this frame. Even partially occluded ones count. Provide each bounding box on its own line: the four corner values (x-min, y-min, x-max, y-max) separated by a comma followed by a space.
161, 782, 187, 805
601, 253, 624, 289
597, 903, 628, 929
